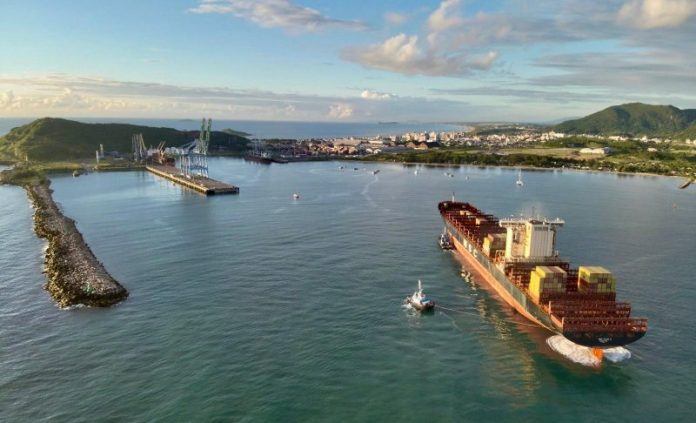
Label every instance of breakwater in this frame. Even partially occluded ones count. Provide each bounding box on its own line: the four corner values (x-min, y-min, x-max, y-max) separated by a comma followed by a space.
27, 182, 128, 307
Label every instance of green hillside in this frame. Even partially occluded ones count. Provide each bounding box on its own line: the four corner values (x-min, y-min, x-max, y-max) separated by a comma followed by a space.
678, 122, 696, 140
0, 118, 250, 161
554, 103, 696, 137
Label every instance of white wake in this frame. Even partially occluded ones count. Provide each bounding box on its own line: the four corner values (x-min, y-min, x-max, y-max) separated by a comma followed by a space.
546, 335, 631, 367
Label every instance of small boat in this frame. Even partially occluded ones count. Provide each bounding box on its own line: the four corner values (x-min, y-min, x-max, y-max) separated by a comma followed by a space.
414, 170, 418, 175
405, 280, 434, 311
372, 169, 380, 175
72, 170, 81, 177
438, 229, 453, 250
293, 193, 300, 200
679, 178, 693, 189
244, 152, 273, 164
516, 170, 524, 187
353, 167, 359, 171
339, 166, 345, 170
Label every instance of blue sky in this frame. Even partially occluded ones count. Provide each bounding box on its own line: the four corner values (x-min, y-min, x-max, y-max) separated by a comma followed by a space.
1, 0, 696, 122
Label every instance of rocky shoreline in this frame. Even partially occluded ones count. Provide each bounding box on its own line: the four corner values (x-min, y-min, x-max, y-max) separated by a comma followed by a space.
27, 181, 128, 307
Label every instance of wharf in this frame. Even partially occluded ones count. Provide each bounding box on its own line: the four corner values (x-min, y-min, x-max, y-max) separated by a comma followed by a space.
146, 164, 239, 195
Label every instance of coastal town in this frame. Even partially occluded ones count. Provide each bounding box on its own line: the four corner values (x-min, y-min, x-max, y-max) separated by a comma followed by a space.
251, 127, 696, 158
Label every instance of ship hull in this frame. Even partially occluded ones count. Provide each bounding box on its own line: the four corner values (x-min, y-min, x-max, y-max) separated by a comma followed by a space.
243, 154, 272, 164
445, 222, 558, 333
563, 330, 645, 348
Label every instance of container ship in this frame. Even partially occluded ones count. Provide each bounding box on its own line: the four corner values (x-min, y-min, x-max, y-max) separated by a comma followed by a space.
439, 200, 647, 348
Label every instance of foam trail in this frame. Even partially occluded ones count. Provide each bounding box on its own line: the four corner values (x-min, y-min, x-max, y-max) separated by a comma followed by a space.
603, 347, 631, 363
361, 175, 378, 208
546, 335, 602, 367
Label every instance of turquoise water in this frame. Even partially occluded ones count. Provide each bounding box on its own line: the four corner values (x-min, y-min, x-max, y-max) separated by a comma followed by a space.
1, 159, 694, 422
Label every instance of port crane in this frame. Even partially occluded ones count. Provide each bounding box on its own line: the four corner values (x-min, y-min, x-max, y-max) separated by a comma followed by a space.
131, 133, 147, 162
178, 118, 211, 178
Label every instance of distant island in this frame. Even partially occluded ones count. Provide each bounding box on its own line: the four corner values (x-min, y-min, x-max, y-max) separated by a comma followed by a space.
222, 128, 252, 137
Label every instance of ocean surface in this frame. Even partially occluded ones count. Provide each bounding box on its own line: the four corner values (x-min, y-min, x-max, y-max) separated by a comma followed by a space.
0, 118, 466, 140
1, 159, 695, 422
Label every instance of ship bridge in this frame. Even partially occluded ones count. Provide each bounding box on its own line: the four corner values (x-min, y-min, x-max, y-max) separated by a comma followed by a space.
499, 217, 564, 261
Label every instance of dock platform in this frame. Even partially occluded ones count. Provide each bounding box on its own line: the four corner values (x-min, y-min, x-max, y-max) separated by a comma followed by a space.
146, 165, 239, 195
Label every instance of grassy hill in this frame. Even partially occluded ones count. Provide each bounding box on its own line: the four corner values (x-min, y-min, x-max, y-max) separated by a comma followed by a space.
554, 103, 696, 138
0, 118, 250, 161
678, 122, 696, 140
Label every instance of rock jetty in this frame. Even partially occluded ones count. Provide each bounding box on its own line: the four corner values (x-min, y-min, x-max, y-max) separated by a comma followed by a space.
27, 182, 128, 307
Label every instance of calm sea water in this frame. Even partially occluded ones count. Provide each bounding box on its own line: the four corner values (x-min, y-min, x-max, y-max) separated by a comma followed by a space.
1, 160, 695, 422
0, 118, 464, 139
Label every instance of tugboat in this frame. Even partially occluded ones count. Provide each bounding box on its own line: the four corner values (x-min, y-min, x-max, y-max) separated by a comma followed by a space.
405, 280, 434, 311
438, 229, 453, 250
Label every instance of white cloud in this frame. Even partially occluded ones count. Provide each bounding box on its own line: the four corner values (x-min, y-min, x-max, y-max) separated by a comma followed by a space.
342, 33, 497, 77
427, 0, 463, 33
385, 12, 408, 26
189, 0, 367, 32
617, 0, 696, 29
0, 90, 16, 109
471, 51, 499, 69
328, 103, 354, 119
360, 89, 395, 100
342, 1, 498, 77
2, 74, 486, 121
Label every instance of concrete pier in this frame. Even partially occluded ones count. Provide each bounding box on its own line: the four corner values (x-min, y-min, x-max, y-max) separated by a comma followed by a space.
146, 165, 239, 195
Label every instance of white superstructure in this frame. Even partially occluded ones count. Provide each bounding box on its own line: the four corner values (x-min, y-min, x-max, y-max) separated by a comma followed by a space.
499, 218, 564, 260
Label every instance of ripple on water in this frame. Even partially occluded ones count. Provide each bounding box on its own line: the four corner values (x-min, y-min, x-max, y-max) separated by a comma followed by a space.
0, 161, 695, 422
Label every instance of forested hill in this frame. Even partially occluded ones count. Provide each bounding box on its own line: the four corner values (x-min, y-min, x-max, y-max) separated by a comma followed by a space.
554, 103, 696, 138
0, 118, 250, 161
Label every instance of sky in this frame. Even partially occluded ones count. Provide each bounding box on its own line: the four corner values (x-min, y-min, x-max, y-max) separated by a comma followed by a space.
1, 0, 696, 122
